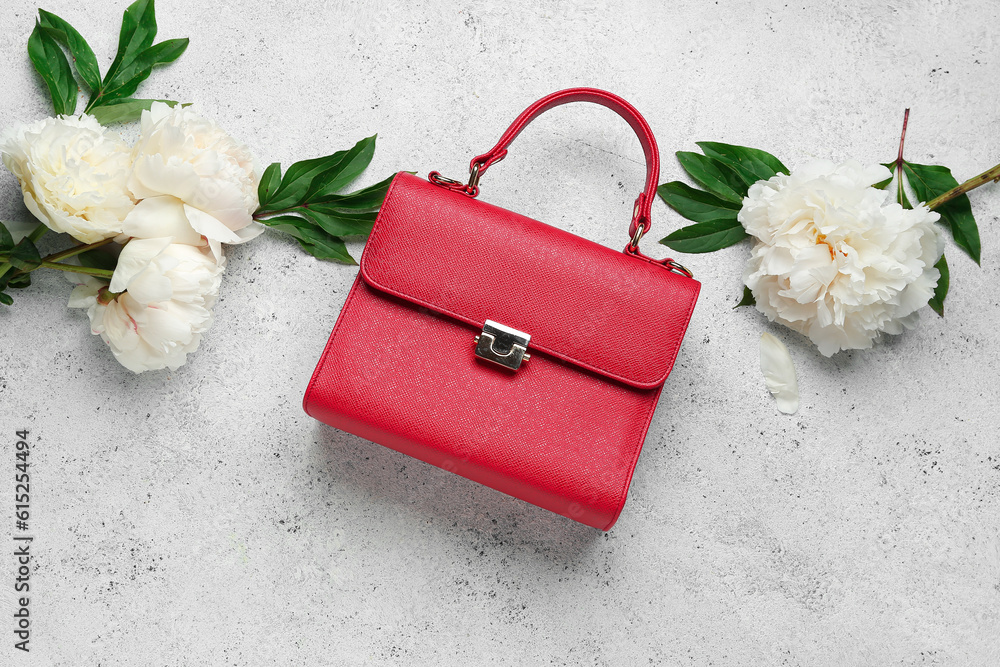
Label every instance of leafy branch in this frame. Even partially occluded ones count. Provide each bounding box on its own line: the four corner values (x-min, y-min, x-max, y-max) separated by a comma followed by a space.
657, 142, 787, 254
0, 227, 120, 306
658, 112, 996, 317
878, 109, 983, 315
0, 225, 46, 306
28, 0, 188, 123
253, 135, 394, 264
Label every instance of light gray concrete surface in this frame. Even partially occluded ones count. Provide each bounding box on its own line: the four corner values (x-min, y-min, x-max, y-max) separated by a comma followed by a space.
2, 0, 999, 664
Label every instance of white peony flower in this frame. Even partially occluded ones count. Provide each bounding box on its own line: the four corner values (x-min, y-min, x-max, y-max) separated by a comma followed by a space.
126, 102, 263, 260
741, 159, 944, 356
1, 115, 134, 243
68, 238, 224, 373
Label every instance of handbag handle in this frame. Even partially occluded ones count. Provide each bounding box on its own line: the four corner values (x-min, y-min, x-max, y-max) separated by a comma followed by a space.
429, 87, 661, 252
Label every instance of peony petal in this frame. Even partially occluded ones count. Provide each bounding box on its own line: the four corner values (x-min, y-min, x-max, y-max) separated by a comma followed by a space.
110, 237, 173, 293
3, 115, 133, 243
182, 204, 241, 244
759, 332, 799, 414
145, 101, 175, 126
3, 220, 43, 244
121, 196, 204, 246
189, 180, 253, 229
129, 153, 201, 202
125, 265, 175, 305
21, 190, 52, 228
62, 267, 106, 289
140, 305, 199, 351
68, 284, 100, 309
231, 220, 265, 243
101, 298, 142, 352
206, 237, 224, 264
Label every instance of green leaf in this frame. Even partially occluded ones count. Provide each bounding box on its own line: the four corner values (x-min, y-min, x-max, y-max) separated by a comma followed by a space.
299, 208, 377, 237
0, 224, 14, 252
896, 177, 911, 209
734, 285, 755, 308
139, 37, 188, 67
877, 162, 912, 207
660, 218, 748, 254
657, 181, 741, 224
257, 163, 282, 208
311, 174, 394, 209
263, 152, 348, 211
259, 215, 355, 264
104, 0, 158, 90
99, 38, 189, 103
88, 98, 182, 124
251, 139, 394, 264
879, 162, 913, 209
256, 215, 300, 231
875, 162, 895, 190
303, 135, 377, 201
28, 21, 78, 115
928, 254, 949, 317
88, 0, 188, 107
263, 137, 379, 212
6, 272, 31, 289
0, 292, 12, 306
78, 248, 119, 272
37, 9, 101, 92
297, 237, 354, 264
9, 238, 42, 272
676, 151, 747, 204
902, 161, 980, 264
696, 142, 787, 187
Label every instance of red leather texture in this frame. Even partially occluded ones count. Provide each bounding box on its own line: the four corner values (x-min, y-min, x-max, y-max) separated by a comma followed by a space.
304, 276, 666, 530
362, 174, 697, 389
303, 89, 700, 530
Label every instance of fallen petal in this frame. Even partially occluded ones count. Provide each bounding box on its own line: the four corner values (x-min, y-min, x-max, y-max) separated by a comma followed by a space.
760, 332, 799, 414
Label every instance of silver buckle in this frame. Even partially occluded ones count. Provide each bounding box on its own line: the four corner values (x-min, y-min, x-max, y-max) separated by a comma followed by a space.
474, 320, 531, 371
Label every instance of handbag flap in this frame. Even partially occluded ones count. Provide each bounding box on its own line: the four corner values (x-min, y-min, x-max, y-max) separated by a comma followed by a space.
359, 172, 700, 390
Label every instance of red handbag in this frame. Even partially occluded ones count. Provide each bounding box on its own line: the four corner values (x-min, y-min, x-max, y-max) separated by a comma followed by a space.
303, 88, 700, 530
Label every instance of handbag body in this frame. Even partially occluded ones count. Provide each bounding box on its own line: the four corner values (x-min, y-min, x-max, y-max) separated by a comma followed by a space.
303, 88, 700, 530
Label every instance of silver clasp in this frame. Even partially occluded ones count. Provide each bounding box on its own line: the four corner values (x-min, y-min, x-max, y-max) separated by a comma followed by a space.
474, 320, 531, 371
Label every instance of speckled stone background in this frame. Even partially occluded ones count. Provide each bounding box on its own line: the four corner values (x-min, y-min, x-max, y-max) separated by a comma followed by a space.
2, 0, 999, 664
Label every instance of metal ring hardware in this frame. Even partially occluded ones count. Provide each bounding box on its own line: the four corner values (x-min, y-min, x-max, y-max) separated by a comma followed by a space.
428, 163, 484, 198
623, 226, 693, 278
664, 259, 694, 278
468, 162, 482, 191
627, 222, 647, 252
428, 172, 463, 188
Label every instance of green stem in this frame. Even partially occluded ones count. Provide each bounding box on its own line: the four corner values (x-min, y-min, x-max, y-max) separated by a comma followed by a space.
895, 109, 910, 207
254, 207, 300, 221
84, 90, 103, 114
41, 236, 115, 263
927, 162, 1000, 210
0, 224, 48, 281
38, 261, 114, 279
